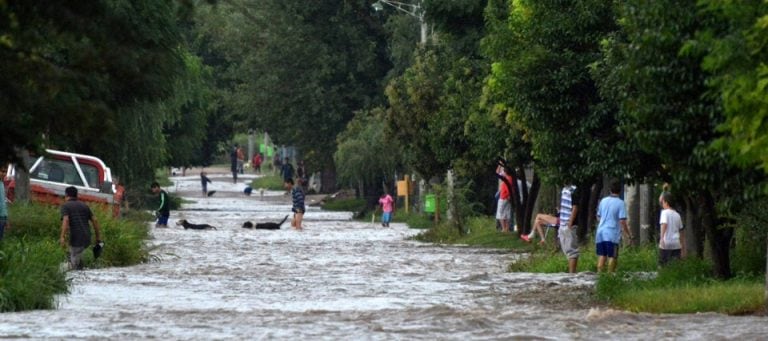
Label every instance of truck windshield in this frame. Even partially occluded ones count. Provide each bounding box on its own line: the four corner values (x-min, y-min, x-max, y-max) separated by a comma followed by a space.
31, 159, 84, 187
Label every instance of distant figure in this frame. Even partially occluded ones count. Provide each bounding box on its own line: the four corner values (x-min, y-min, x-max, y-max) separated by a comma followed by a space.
273, 154, 282, 174
252, 153, 263, 174
236, 145, 245, 174
280, 157, 294, 182
244, 186, 253, 196
285, 178, 304, 230
296, 160, 307, 188
230, 144, 239, 184
59, 186, 102, 270
151, 182, 170, 228
378, 189, 394, 227
200, 171, 212, 197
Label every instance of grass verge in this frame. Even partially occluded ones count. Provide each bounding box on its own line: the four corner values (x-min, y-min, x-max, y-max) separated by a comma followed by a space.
250, 174, 285, 191
411, 216, 764, 315
411, 216, 526, 250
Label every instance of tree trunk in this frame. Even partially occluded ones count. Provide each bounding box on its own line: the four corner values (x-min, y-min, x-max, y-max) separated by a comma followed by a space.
14, 149, 31, 203
683, 195, 704, 258
701, 192, 732, 279
522, 174, 541, 235
577, 180, 598, 244
639, 184, 651, 245
625, 183, 640, 246
320, 167, 337, 194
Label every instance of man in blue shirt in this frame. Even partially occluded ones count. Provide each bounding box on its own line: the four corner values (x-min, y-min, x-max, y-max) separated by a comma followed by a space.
595, 181, 633, 272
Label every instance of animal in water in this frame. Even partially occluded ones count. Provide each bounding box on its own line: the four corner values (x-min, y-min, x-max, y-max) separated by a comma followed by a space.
206, 190, 217, 197
176, 219, 218, 230
242, 215, 289, 230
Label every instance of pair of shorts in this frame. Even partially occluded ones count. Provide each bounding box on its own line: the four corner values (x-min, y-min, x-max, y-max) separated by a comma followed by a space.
292, 207, 305, 214
496, 199, 511, 220
659, 249, 681, 266
596, 241, 619, 258
559, 226, 579, 259
382, 212, 392, 223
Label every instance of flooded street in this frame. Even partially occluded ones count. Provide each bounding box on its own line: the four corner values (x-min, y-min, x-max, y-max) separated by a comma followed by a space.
1, 173, 766, 340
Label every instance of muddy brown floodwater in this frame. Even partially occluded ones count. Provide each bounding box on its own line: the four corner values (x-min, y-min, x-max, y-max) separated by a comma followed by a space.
1, 173, 766, 340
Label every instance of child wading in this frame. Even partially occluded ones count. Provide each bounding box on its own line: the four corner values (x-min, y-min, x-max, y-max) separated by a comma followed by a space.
285, 178, 305, 230
378, 190, 394, 227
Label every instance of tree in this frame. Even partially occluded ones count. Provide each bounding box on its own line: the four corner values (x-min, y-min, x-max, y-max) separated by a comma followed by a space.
485, 0, 627, 239
596, 0, 767, 278
0, 1, 188, 165
195, 1, 391, 192
334, 108, 402, 201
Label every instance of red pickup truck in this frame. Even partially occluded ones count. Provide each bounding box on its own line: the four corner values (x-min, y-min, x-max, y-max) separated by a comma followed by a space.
3, 149, 124, 216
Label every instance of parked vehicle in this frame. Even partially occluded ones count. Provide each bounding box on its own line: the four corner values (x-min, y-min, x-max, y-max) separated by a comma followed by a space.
3, 149, 124, 216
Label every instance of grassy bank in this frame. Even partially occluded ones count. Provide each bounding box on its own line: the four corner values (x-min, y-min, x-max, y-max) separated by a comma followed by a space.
0, 203, 150, 312
411, 216, 525, 249
250, 174, 285, 191
412, 216, 765, 315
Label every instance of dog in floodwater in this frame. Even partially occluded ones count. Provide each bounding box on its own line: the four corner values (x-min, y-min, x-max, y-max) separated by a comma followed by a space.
242, 215, 289, 230
176, 219, 218, 230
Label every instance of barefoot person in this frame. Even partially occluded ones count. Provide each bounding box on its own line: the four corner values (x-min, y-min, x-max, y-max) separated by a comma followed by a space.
285, 178, 305, 230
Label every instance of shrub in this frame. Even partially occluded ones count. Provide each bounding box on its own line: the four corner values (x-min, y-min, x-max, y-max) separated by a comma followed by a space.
250, 175, 285, 191
0, 202, 150, 312
0, 239, 68, 311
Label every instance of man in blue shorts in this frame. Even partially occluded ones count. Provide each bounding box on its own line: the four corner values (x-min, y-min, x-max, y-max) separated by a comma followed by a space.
595, 181, 633, 272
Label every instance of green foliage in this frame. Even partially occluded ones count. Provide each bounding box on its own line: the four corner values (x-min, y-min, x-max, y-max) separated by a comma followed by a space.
510, 242, 659, 273
696, 1, 768, 172
334, 108, 402, 190
0, 1, 189, 167
194, 0, 390, 171
322, 198, 367, 213
0, 239, 68, 312
729, 197, 768, 277
412, 216, 524, 249
485, 0, 625, 184
400, 211, 434, 229
595, 259, 762, 314
0, 202, 149, 312
250, 175, 285, 191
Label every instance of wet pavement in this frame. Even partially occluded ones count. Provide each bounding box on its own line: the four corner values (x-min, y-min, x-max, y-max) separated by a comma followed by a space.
0, 172, 766, 340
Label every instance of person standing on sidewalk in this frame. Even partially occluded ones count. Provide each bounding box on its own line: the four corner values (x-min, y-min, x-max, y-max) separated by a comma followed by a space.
595, 181, 632, 272
559, 185, 581, 273
658, 191, 685, 266
59, 186, 102, 270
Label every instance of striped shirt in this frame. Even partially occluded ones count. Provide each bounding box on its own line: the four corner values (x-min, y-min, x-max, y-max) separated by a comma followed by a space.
559, 185, 577, 229
291, 186, 305, 211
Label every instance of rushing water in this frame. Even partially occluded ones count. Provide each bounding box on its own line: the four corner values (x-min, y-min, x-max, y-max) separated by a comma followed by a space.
1, 173, 766, 340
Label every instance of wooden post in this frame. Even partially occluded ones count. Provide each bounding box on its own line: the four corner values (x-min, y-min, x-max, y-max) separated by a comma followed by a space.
404, 175, 410, 214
